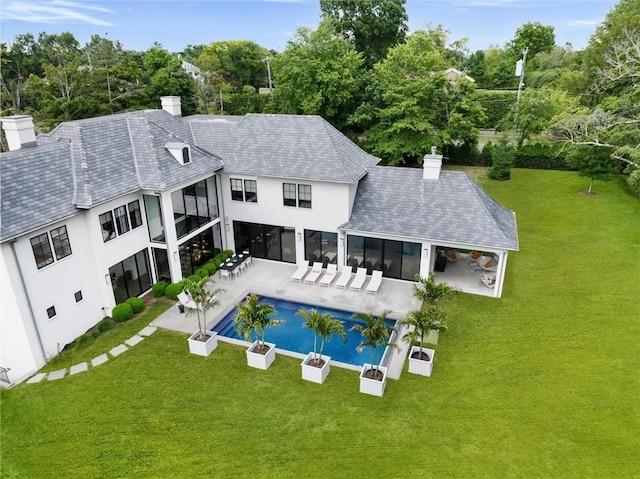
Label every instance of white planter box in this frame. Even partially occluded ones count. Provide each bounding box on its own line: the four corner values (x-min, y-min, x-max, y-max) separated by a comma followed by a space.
246, 341, 276, 369
359, 363, 388, 397
301, 353, 331, 384
188, 331, 218, 357
407, 346, 435, 376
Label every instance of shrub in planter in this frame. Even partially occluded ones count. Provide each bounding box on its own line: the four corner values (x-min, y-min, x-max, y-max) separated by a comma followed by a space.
112, 303, 134, 322
165, 282, 184, 300
223, 249, 234, 259
125, 297, 145, 314
152, 281, 167, 297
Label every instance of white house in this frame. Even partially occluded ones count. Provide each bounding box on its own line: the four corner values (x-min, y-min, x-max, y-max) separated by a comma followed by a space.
0, 96, 517, 384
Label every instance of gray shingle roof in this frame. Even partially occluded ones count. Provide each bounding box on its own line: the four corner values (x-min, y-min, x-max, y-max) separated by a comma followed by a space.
1, 142, 78, 241
342, 167, 519, 250
187, 114, 379, 183
1, 110, 223, 242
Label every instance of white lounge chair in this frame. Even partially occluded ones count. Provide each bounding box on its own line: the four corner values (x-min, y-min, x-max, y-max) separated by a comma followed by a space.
319, 264, 337, 287
290, 262, 309, 282
334, 268, 353, 289
304, 262, 323, 284
365, 270, 383, 295
177, 292, 199, 310
349, 267, 368, 291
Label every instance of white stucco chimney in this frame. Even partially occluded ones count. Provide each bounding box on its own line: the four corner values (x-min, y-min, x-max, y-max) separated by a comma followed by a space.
161, 96, 182, 117
423, 146, 443, 180
1, 115, 37, 151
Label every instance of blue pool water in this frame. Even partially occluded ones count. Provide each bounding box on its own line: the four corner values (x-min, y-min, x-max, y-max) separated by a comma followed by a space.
211, 295, 395, 367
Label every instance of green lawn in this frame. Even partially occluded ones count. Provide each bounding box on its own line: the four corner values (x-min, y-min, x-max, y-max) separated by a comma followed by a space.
2, 169, 638, 478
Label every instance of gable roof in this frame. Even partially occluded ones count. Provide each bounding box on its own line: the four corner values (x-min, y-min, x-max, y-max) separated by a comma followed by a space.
342, 166, 518, 251
1, 110, 223, 242
187, 114, 379, 183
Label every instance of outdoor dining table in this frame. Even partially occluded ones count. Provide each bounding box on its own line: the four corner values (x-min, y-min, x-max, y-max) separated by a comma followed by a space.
219, 253, 248, 278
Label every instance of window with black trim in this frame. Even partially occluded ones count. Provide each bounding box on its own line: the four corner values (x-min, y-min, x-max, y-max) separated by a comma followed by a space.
114, 205, 130, 235
282, 182, 311, 208
298, 184, 312, 208
100, 212, 116, 242
128, 200, 142, 229
181, 147, 191, 164
283, 183, 296, 207
244, 180, 257, 203
50, 226, 72, 260
230, 179, 244, 201
230, 178, 257, 203
46, 306, 57, 319
30, 233, 54, 269
74, 290, 83, 303
100, 200, 143, 242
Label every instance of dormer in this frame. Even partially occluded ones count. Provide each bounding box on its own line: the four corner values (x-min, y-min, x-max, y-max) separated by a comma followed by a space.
166, 142, 192, 165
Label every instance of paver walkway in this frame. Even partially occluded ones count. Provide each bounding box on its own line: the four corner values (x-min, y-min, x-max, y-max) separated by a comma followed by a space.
23, 326, 157, 385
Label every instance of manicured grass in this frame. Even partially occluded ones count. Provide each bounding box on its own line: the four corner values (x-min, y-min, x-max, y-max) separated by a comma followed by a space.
40, 299, 173, 373
2, 169, 638, 478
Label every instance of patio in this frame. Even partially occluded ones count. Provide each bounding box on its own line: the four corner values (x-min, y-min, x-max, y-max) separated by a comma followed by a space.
433, 258, 497, 297
151, 259, 422, 378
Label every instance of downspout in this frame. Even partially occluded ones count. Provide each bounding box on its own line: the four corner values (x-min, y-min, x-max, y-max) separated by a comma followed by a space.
9, 240, 47, 361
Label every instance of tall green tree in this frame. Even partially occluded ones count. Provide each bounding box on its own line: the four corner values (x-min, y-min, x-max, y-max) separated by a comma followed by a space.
351, 310, 397, 377
85, 35, 144, 115
358, 27, 484, 165
271, 20, 364, 130
565, 145, 618, 194
320, 0, 408, 68
506, 21, 556, 60
499, 87, 580, 147
197, 40, 270, 91
553, 0, 640, 192
143, 43, 196, 115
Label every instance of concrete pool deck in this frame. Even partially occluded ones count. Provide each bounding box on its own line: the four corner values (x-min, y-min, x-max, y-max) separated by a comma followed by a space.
151, 259, 422, 379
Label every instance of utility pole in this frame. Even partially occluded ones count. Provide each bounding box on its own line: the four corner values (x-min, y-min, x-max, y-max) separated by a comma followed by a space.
516, 47, 528, 103
514, 47, 528, 128
262, 56, 273, 95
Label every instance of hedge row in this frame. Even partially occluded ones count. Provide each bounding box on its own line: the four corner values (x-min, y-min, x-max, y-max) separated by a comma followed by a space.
475, 90, 517, 128
159, 250, 237, 300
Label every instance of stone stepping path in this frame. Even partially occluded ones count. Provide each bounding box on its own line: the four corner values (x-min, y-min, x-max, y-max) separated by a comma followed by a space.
24, 324, 159, 385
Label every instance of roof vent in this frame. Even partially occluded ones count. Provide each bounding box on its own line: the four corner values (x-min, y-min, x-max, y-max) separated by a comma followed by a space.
166, 142, 191, 165
423, 146, 443, 180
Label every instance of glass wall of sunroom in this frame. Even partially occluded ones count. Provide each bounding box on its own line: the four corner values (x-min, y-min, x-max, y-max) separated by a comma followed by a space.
346, 234, 421, 280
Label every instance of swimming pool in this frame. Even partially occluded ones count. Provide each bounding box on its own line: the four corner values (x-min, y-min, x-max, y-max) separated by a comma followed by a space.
211, 295, 396, 367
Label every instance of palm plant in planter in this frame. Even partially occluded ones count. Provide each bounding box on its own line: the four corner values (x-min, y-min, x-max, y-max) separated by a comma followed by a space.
184, 277, 223, 356
233, 293, 283, 369
413, 272, 456, 343
351, 310, 397, 396
414, 272, 456, 305
298, 308, 347, 384
400, 305, 448, 376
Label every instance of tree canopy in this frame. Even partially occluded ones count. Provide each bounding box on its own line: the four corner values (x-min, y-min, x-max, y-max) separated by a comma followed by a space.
320, 0, 408, 68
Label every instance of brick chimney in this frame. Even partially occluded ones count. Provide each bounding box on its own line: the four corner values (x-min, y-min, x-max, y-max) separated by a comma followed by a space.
161, 96, 182, 117
423, 146, 443, 180
1, 115, 37, 151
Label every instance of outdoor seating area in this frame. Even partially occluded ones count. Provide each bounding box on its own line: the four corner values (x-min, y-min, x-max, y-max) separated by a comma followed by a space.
289, 262, 385, 294
441, 249, 500, 290
219, 252, 252, 280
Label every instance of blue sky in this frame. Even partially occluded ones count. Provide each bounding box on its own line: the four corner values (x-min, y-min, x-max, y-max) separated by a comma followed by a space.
0, 0, 619, 54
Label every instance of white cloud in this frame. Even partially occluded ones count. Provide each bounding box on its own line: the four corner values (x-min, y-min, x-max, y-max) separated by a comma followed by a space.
566, 20, 601, 26
2, 1, 114, 26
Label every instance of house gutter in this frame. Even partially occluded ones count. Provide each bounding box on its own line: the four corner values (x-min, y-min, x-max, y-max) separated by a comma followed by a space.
9, 240, 47, 362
